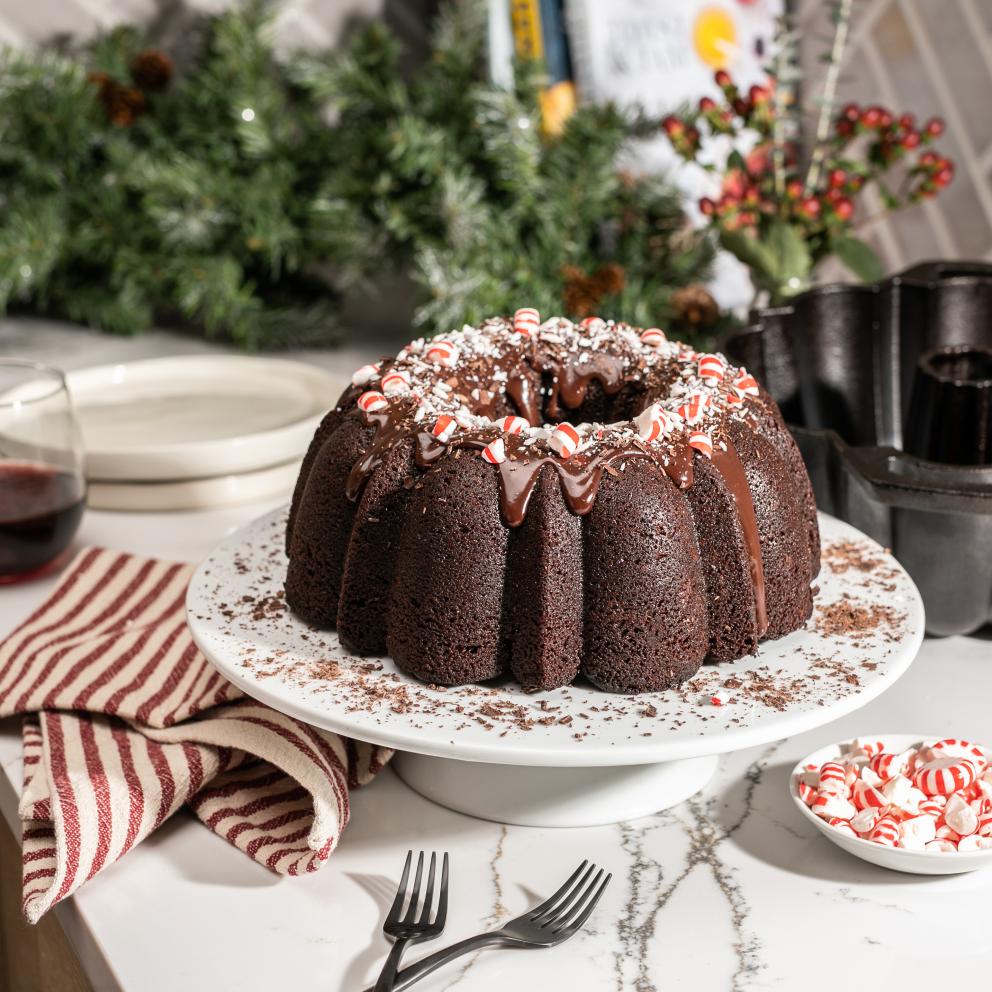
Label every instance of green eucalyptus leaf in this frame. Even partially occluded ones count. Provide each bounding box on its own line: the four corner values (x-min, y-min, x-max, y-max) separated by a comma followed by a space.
833, 235, 886, 284
719, 229, 776, 278
764, 218, 812, 289
726, 149, 747, 172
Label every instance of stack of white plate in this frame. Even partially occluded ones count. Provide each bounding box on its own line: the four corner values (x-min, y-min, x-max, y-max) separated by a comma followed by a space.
68, 356, 345, 512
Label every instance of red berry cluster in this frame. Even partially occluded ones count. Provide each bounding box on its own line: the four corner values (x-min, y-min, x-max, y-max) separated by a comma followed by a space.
834, 102, 951, 201
659, 68, 954, 259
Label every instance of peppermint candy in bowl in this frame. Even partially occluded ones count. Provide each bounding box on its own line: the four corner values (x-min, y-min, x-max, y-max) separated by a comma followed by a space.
791, 735, 992, 875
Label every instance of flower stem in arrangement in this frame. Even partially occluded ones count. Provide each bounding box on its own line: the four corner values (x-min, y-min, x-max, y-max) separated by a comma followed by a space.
805, 0, 854, 197
657, 1, 954, 304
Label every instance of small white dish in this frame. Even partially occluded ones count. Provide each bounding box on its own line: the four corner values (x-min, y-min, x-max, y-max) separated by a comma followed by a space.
64, 356, 343, 481
87, 459, 301, 512
791, 734, 992, 875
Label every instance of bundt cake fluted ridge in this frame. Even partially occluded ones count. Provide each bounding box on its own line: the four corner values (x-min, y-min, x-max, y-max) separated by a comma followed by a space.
285, 314, 819, 694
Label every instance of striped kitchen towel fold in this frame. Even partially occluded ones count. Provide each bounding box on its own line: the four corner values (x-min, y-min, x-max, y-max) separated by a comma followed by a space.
0, 547, 391, 923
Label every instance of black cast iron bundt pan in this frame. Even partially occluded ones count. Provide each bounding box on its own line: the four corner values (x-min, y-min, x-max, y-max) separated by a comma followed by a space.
726, 260, 992, 636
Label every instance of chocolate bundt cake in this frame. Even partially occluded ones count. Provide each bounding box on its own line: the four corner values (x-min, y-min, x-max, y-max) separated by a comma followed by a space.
286, 313, 820, 694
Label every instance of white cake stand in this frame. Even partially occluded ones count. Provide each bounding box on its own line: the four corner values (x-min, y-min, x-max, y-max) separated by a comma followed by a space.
187, 510, 924, 827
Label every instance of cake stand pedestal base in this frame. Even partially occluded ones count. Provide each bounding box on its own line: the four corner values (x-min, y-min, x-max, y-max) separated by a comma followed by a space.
391, 752, 720, 827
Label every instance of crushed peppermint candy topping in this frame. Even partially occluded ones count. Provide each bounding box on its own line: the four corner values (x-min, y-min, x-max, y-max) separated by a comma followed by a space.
343, 314, 763, 465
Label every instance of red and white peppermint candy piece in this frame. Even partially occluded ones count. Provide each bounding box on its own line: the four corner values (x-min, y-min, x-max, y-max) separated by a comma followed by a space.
811, 791, 857, 820
881, 774, 916, 810
977, 811, 992, 837
852, 779, 887, 811
851, 738, 887, 758
732, 371, 760, 397
798, 781, 816, 805
725, 391, 745, 407
481, 438, 506, 464
851, 807, 882, 834
425, 339, 459, 367
688, 431, 713, 459
697, 354, 726, 384
900, 815, 937, 846
872, 835, 900, 848
868, 752, 902, 781
677, 392, 709, 425
818, 761, 848, 794
859, 765, 884, 789
827, 818, 858, 838
944, 794, 979, 836
918, 797, 945, 818
956, 834, 992, 852
513, 307, 540, 337
926, 839, 958, 852
634, 404, 679, 443
351, 363, 380, 386
357, 390, 388, 413
869, 815, 900, 845
640, 327, 667, 347
380, 369, 411, 395
635, 405, 663, 443
580, 316, 606, 331
931, 739, 988, 768
963, 782, 986, 803
549, 423, 582, 459
431, 414, 456, 443
914, 756, 978, 796
498, 415, 529, 435
935, 823, 961, 842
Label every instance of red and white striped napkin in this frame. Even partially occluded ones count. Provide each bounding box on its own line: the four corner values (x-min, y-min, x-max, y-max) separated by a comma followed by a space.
0, 547, 391, 923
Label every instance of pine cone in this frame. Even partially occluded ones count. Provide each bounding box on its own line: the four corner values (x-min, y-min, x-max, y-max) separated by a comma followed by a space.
562, 263, 626, 318
592, 262, 625, 298
130, 50, 173, 91
96, 78, 146, 127
672, 284, 719, 328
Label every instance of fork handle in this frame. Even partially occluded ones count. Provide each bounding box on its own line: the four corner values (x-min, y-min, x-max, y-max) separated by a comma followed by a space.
384, 933, 506, 992
373, 938, 410, 992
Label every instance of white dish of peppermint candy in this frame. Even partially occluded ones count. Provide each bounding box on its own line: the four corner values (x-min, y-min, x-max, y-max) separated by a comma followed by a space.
791, 735, 992, 875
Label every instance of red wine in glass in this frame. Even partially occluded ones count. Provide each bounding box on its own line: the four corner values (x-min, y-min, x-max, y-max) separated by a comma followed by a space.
0, 461, 85, 580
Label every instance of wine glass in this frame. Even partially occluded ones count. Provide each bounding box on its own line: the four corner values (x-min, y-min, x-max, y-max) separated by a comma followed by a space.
0, 360, 86, 582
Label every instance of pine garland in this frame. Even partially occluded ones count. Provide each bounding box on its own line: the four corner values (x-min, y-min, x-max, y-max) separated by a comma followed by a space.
0, 0, 722, 348
0, 1, 341, 347
297, 2, 722, 338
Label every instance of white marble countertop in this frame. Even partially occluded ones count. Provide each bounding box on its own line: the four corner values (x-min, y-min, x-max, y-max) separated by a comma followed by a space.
2, 319, 992, 991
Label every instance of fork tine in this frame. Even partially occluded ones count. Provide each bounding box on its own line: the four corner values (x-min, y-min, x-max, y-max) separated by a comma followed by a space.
535, 865, 603, 927
534, 863, 596, 924
385, 850, 413, 925
402, 851, 426, 923
555, 871, 612, 934
434, 853, 450, 930
417, 853, 437, 925
528, 860, 588, 921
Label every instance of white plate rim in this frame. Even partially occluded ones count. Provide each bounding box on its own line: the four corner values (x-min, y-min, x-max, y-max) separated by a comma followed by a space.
790, 733, 992, 867
86, 459, 302, 512
187, 511, 926, 768
65, 355, 344, 480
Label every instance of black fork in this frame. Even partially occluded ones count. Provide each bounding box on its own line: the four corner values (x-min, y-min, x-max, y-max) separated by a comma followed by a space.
366, 860, 610, 992
373, 850, 449, 992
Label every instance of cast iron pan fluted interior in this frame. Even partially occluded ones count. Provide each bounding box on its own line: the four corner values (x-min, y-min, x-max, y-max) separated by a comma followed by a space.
726, 260, 992, 636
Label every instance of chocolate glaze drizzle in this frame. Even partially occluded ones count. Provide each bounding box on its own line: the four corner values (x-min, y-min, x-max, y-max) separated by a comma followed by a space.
340, 320, 769, 638
711, 441, 768, 636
